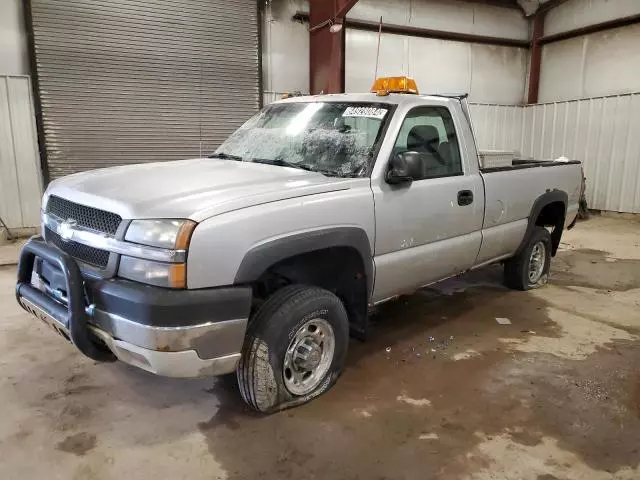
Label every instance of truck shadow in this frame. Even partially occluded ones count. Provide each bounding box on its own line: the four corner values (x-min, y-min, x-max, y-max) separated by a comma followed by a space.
196, 258, 640, 479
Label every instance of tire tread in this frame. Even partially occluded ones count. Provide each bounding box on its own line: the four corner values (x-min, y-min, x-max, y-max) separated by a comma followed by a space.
504, 226, 551, 291
238, 285, 342, 412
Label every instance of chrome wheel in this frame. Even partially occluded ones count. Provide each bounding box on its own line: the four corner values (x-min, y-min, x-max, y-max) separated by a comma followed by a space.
528, 241, 546, 284
283, 318, 335, 396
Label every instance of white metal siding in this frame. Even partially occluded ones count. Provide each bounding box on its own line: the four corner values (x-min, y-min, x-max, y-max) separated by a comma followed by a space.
30, 0, 260, 179
0, 0, 29, 76
469, 97, 640, 213
539, 24, 640, 103
350, 0, 528, 40
0, 76, 42, 229
545, 0, 640, 37
262, 0, 309, 97
468, 103, 524, 153
522, 94, 640, 213
345, 30, 528, 104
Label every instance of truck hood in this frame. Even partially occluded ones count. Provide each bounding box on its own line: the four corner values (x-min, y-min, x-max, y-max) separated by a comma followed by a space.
46, 158, 353, 221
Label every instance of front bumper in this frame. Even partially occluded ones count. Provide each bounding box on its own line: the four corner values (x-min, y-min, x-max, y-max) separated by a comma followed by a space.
16, 237, 252, 378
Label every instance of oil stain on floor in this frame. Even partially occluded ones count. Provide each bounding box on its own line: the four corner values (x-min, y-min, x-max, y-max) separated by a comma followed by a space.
197, 255, 640, 480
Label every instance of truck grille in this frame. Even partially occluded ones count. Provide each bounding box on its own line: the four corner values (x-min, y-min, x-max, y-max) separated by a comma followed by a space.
44, 196, 120, 270
46, 195, 122, 235
46, 228, 111, 269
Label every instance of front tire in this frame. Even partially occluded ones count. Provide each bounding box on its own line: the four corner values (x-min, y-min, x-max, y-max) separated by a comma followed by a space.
504, 226, 552, 290
237, 285, 349, 413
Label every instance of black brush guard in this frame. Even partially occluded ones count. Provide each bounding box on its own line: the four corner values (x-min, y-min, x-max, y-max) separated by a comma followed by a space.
16, 237, 115, 362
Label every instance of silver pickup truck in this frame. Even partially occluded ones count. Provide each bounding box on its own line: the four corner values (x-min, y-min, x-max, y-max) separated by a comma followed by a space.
16, 81, 582, 412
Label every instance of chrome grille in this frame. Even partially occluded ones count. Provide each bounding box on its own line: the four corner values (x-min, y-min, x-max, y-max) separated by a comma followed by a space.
46, 196, 121, 235
46, 228, 110, 269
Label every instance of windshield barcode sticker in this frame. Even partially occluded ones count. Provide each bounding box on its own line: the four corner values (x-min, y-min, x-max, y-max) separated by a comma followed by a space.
342, 107, 388, 119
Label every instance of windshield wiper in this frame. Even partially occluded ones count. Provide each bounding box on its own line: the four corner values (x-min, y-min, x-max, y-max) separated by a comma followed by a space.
209, 152, 243, 161
251, 158, 317, 173
253, 159, 360, 178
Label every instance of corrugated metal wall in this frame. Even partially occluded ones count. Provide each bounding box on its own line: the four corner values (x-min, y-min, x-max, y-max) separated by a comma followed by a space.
466, 96, 640, 213
30, 0, 260, 179
522, 93, 640, 213
0, 75, 42, 229
468, 103, 524, 153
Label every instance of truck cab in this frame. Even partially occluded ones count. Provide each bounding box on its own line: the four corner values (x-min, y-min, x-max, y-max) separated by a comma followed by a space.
17, 77, 582, 412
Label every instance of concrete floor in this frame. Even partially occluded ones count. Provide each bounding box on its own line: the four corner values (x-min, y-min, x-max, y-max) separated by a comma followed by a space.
0, 216, 639, 480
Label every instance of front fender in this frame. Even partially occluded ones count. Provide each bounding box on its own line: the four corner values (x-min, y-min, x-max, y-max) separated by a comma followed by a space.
234, 227, 374, 298
185, 184, 376, 289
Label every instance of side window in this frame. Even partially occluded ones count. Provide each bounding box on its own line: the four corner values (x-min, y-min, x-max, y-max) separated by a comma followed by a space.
392, 106, 463, 179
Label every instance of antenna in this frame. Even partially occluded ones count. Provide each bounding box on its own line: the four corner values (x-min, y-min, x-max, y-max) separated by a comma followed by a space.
373, 16, 383, 82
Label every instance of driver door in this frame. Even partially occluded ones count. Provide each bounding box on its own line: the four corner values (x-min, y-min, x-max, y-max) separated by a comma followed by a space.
372, 105, 484, 303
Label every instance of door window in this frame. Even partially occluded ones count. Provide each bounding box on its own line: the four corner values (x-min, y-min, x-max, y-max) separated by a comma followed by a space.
392, 107, 463, 179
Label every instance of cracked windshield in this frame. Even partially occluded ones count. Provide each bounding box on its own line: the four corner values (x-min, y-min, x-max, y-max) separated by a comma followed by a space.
212, 102, 390, 177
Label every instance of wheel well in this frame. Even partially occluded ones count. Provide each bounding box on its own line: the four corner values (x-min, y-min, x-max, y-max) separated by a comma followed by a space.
252, 247, 369, 339
535, 201, 565, 255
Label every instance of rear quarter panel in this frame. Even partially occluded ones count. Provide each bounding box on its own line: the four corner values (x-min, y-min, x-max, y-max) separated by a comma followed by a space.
476, 163, 582, 264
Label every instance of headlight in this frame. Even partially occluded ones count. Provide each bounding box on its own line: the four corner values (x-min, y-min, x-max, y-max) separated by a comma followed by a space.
119, 257, 186, 288
125, 219, 196, 249
121, 219, 195, 288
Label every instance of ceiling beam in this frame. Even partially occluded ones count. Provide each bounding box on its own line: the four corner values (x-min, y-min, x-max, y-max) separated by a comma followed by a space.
346, 18, 529, 48
539, 13, 640, 44
335, 0, 361, 19
536, 0, 571, 14
458, 0, 522, 11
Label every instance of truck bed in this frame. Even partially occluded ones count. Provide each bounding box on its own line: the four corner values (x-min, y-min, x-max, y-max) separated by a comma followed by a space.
472, 160, 582, 267
480, 160, 582, 230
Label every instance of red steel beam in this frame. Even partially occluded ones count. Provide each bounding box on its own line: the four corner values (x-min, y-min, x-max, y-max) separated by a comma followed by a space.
527, 11, 546, 104
335, 0, 360, 19
457, 0, 522, 10
346, 18, 529, 47
309, 0, 359, 94
539, 13, 640, 44
536, 0, 571, 15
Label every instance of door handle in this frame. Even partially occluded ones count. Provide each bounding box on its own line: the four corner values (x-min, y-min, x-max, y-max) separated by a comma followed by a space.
458, 190, 473, 206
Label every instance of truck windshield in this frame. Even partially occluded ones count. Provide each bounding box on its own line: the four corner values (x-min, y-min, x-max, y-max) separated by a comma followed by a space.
212, 102, 391, 177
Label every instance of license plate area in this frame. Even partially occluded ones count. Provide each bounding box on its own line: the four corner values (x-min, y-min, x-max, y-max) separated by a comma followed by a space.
20, 297, 71, 342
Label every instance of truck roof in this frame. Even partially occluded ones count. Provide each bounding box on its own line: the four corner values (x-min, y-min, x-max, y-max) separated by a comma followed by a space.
274, 92, 464, 106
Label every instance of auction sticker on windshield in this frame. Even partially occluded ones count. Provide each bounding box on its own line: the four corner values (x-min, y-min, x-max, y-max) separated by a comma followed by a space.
342, 106, 388, 119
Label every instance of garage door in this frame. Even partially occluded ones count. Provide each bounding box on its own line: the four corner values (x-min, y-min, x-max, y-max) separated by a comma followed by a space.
29, 0, 260, 180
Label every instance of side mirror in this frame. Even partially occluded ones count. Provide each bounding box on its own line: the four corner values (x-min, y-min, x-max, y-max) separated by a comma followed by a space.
386, 152, 423, 185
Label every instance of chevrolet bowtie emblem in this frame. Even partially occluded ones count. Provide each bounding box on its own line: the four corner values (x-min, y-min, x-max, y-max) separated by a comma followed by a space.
58, 218, 78, 242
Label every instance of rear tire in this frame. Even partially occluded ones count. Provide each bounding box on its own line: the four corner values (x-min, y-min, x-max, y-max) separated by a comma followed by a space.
504, 226, 552, 291
237, 285, 349, 413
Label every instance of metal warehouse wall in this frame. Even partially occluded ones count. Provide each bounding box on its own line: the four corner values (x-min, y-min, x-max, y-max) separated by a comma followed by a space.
262, 0, 309, 103
345, 30, 528, 104
539, 0, 640, 102
544, 0, 640, 37
345, 0, 528, 104
0, 76, 42, 229
0, 0, 29, 76
0, 1, 41, 230
263, 0, 530, 105
522, 94, 640, 214
468, 103, 524, 153
461, 96, 640, 214
348, 0, 528, 40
